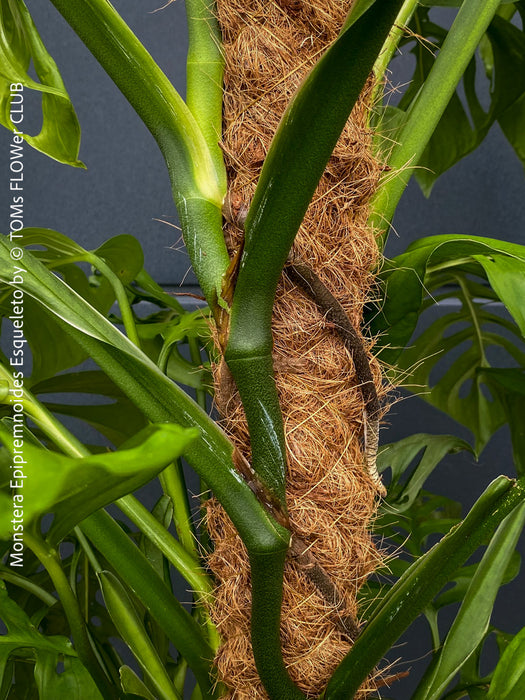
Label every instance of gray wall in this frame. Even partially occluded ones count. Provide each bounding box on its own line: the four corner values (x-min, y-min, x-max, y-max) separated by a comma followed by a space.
2, 2, 525, 698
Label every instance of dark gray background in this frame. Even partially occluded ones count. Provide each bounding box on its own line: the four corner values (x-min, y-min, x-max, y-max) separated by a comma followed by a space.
2, 2, 525, 698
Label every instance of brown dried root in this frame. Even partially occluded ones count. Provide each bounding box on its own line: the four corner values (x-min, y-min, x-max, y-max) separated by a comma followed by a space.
285, 260, 386, 497
207, 0, 389, 697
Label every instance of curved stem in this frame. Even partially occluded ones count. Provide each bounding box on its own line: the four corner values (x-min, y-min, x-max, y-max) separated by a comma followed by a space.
158, 460, 198, 556
0, 568, 58, 608
87, 254, 141, 348
48, 0, 229, 309
456, 274, 487, 366
225, 0, 405, 509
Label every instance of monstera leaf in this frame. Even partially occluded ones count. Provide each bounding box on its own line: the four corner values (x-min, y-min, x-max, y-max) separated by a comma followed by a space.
369, 234, 525, 454
0, 580, 102, 699
0, 423, 198, 544
0, 0, 83, 166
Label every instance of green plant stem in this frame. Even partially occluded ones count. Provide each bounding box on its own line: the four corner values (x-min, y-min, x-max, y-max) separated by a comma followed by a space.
74, 526, 103, 573
48, 0, 229, 309
456, 274, 488, 367
159, 461, 199, 556
187, 335, 212, 552
47, 253, 141, 347
188, 335, 208, 411
0, 237, 301, 698
115, 495, 212, 598
324, 475, 525, 699
81, 510, 217, 698
88, 255, 141, 348
372, 0, 419, 105
370, 0, 502, 246
24, 531, 118, 700
185, 0, 226, 194
0, 569, 58, 608
98, 570, 183, 700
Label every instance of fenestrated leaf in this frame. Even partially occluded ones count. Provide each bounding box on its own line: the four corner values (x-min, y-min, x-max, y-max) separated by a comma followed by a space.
488, 12, 525, 170
369, 234, 525, 453
499, 92, 525, 169
34, 653, 102, 700
0, 0, 83, 166
369, 234, 525, 364
379, 8, 525, 195
412, 501, 525, 700
0, 580, 76, 691
0, 423, 199, 544
378, 433, 473, 511
379, 491, 462, 555
474, 254, 525, 337
396, 301, 524, 453
481, 368, 525, 475
488, 625, 525, 699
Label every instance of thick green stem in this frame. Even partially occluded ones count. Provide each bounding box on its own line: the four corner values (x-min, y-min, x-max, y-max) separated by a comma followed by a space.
370, 0, 502, 246
0, 238, 300, 698
185, 0, 226, 194
249, 548, 306, 700
48, 0, 229, 308
24, 532, 118, 700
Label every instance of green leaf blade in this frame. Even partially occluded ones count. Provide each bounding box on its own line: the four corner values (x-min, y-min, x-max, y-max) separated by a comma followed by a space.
488, 626, 525, 700
0, 423, 199, 544
324, 475, 525, 700
0, 0, 83, 167
413, 501, 525, 700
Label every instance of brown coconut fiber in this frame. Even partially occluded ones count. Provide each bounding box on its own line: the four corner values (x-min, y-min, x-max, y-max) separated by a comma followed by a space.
206, 0, 388, 696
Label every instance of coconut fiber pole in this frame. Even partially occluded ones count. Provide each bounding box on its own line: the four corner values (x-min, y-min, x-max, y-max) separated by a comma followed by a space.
207, 0, 389, 696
